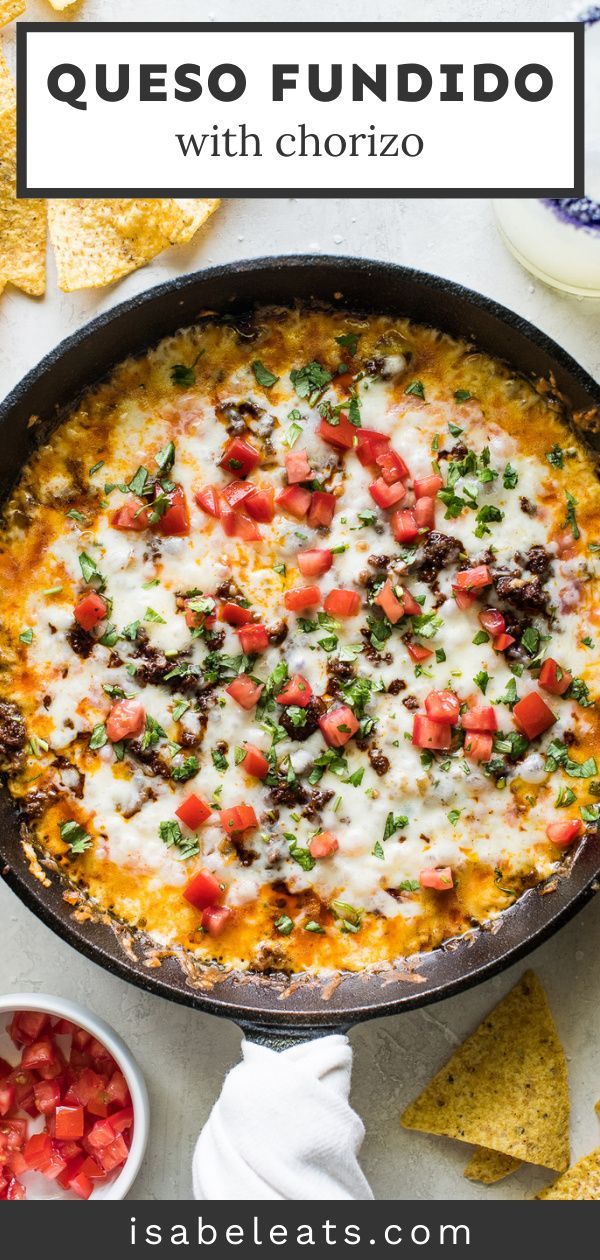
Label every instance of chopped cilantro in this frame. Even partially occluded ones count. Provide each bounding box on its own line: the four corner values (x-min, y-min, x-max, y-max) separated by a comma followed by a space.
144, 607, 166, 624
19, 628, 34, 645
211, 747, 229, 772
546, 444, 564, 469
60, 820, 91, 855
503, 463, 518, 489
251, 360, 279, 388
474, 669, 490, 694
275, 915, 294, 936
405, 380, 425, 399
474, 504, 504, 538
563, 491, 580, 540
335, 332, 360, 356
290, 361, 333, 400
89, 723, 107, 750
453, 389, 471, 403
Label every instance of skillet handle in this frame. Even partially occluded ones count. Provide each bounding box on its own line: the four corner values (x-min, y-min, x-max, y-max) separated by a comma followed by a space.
240, 1021, 350, 1050
192, 1024, 373, 1199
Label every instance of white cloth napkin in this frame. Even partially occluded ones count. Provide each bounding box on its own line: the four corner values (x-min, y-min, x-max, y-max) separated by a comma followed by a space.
192, 1033, 373, 1200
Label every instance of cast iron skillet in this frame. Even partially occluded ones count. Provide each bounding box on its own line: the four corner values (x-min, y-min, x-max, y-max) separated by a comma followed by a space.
1, 256, 599, 1043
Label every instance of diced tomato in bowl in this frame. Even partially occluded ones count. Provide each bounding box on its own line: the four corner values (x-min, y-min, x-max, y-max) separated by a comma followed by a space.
0, 998, 148, 1201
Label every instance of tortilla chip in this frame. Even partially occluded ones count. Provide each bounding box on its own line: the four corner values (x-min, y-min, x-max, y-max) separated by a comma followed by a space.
47, 0, 79, 9
537, 1148, 600, 1199
0, 109, 46, 295
401, 972, 570, 1171
0, 0, 25, 27
0, 47, 15, 114
48, 198, 219, 291
170, 198, 220, 244
464, 1147, 522, 1184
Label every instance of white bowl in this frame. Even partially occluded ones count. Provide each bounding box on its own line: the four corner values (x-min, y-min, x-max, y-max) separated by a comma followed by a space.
0, 992, 149, 1200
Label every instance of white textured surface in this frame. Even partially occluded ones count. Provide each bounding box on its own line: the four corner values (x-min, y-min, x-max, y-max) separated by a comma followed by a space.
1, 0, 600, 1202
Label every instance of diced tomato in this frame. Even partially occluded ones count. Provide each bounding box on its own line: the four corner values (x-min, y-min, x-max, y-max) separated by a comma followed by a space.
184, 601, 215, 631
245, 487, 274, 523
0, 1056, 12, 1077
276, 674, 313, 707
374, 579, 404, 624
111, 500, 152, 531
64, 1161, 93, 1199
5, 1176, 25, 1200
73, 593, 107, 632
64, 1068, 106, 1110
419, 867, 454, 891
79, 1155, 105, 1180
201, 905, 233, 938
461, 706, 498, 732
220, 479, 254, 509
225, 674, 264, 710
21, 1039, 55, 1072
298, 548, 333, 578
276, 485, 312, 520
86, 1123, 115, 1154
52, 1018, 77, 1036
33, 1079, 61, 1116
157, 484, 190, 536
194, 485, 221, 518
513, 692, 557, 740
464, 732, 493, 762
0, 1117, 27, 1151
237, 624, 269, 654
369, 477, 406, 509
97, 1134, 129, 1174
183, 869, 222, 910
220, 804, 258, 836
414, 474, 443, 499
0, 1083, 15, 1117
285, 449, 312, 484
55, 1105, 84, 1141
402, 589, 422, 616
454, 589, 477, 611
106, 1071, 130, 1109
318, 707, 359, 748
425, 690, 460, 725
309, 831, 339, 859
479, 608, 506, 636
219, 600, 253, 627
107, 1105, 133, 1135
546, 819, 584, 847
538, 658, 572, 696
219, 436, 260, 478
6, 1151, 28, 1177
175, 793, 212, 830
308, 491, 336, 528
9, 1011, 49, 1046
106, 697, 145, 743
86, 1039, 115, 1072
392, 508, 419, 542
493, 633, 516, 652
412, 714, 452, 750
355, 428, 389, 467
24, 1132, 53, 1170
6, 1070, 35, 1110
376, 447, 410, 485
220, 501, 262, 541
285, 585, 322, 612
317, 413, 356, 450
415, 496, 435, 530
453, 565, 492, 592
406, 642, 433, 663
239, 743, 269, 779
323, 588, 361, 617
